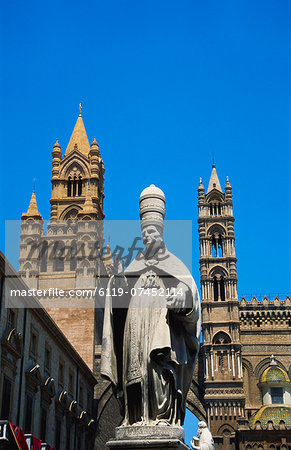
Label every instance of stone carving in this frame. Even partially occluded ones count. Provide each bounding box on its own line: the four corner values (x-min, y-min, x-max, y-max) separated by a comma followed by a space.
101, 184, 201, 428
191, 421, 215, 450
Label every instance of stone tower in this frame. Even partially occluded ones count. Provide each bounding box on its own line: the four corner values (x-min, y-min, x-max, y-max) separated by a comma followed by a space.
198, 164, 245, 446
50, 104, 104, 221
19, 107, 107, 371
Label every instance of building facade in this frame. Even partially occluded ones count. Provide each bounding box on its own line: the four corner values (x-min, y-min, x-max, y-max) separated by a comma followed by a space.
198, 166, 291, 449
0, 251, 96, 449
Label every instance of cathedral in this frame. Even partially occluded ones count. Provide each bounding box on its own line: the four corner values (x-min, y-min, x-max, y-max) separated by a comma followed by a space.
1, 110, 290, 449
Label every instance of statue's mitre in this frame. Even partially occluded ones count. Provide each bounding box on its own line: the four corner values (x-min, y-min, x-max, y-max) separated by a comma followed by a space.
139, 184, 166, 228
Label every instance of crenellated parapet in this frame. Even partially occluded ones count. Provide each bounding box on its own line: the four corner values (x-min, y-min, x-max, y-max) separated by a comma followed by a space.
239, 296, 291, 329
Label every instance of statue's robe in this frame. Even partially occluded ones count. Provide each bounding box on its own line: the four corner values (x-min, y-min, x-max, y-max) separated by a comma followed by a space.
101, 247, 201, 426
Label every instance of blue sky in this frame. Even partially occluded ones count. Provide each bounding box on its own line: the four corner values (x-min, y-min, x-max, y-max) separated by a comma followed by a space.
0, 0, 290, 442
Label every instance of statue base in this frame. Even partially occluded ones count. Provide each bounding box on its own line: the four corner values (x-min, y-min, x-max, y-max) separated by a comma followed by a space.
106, 426, 189, 449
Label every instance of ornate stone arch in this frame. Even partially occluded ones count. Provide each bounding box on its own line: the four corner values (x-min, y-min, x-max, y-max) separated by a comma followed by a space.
242, 358, 253, 376
207, 223, 226, 237
209, 266, 228, 278
60, 156, 89, 178
254, 357, 287, 379
206, 191, 224, 203
60, 205, 82, 221
212, 331, 232, 345
217, 423, 235, 435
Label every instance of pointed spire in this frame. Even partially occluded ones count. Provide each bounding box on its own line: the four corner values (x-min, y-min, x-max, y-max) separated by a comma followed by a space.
207, 164, 222, 193
22, 191, 43, 220
65, 106, 90, 156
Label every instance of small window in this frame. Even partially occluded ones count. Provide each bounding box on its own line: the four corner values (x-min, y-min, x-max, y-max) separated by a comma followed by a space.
0, 376, 12, 419
7, 309, 16, 329
79, 384, 84, 407
58, 360, 65, 387
55, 417, 61, 450
271, 387, 283, 404
40, 406, 47, 441
44, 343, 51, 373
29, 327, 38, 359
67, 177, 72, 197
24, 394, 34, 433
78, 176, 82, 196
69, 370, 74, 395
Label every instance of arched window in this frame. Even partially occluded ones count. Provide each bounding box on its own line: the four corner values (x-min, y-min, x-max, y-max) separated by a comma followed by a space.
214, 276, 219, 301
78, 176, 82, 196
53, 241, 65, 272
67, 177, 72, 197
218, 234, 223, 257
40, 241, 48, 272
211, 234, 223, 258
209, 201, 222, 216
213, 275, 225, 301
72, 176, 77, 197
220, 277, 225, 301
213, 331, 231, 345
212, 235, 217, 257
64, 208, 79, 221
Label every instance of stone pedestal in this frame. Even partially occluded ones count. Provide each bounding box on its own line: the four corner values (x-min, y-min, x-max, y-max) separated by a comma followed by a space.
106, 426, 190, 450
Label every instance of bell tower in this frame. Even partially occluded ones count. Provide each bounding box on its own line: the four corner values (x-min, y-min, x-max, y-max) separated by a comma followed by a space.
19, 106, 107, 371
50, 103, 104, 221
198, 165, 245, 446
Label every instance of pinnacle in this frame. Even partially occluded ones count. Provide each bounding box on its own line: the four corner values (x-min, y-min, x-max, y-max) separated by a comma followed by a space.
53, 138, 61, 148
22, 191, 42, 220
79, 182, 97, 217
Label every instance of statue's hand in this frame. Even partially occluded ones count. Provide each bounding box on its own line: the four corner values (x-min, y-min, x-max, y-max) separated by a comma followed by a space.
166, 284, 188, 314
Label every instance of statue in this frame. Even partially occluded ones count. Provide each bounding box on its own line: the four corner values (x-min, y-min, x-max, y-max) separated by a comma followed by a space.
191, 421, 215, 450
101, 184, 201, 428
